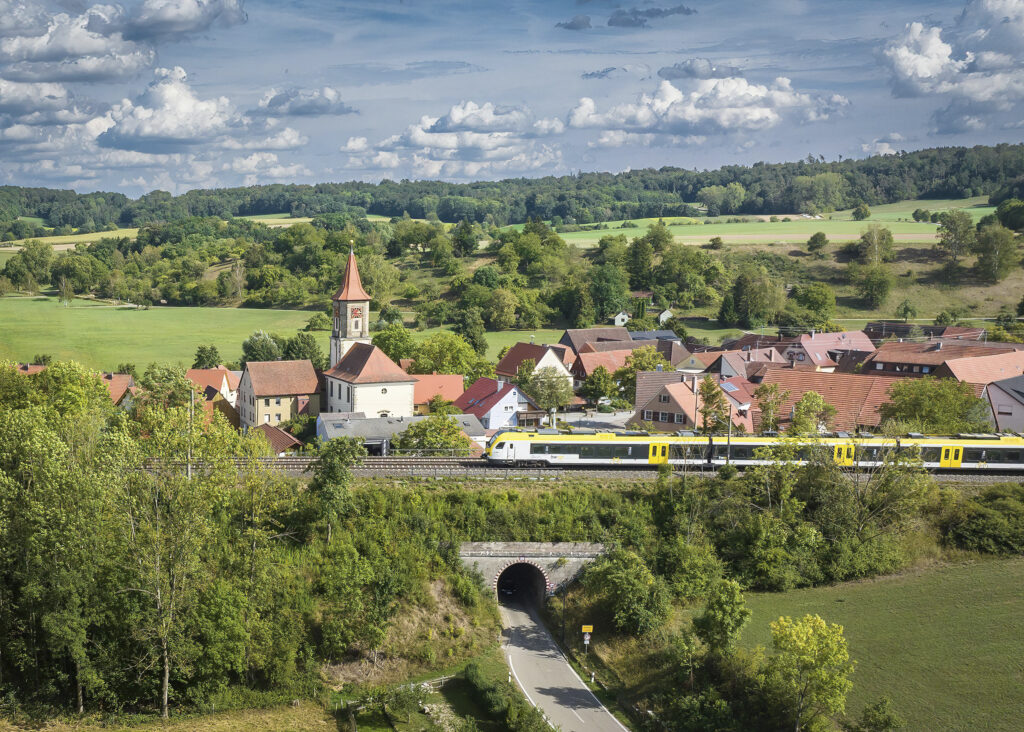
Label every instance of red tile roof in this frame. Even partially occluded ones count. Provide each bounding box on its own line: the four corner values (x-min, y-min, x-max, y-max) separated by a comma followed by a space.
14, 363, 47, 375
254, 424, 303, 454
454, 377, 517, 420
411, 373, 465, 405
571, 349, 634, 379
754, 370, 903, 431
496, 342, 572, 378
324, 342, 415, 384
186, 366, 236, 394
245, 360, 320, 396
99, 373, 134, 404
936, 350, 1024, 389
862, 340, 1019, 368
798, 330, 875, 353
332, 250, 371, 302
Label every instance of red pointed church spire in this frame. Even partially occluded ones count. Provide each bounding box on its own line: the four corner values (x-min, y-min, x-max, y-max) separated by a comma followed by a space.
332, 248, 370, 302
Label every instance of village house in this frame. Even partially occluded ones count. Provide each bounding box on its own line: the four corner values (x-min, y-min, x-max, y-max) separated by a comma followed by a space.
455, 377, 539, 430
254, 423, 304, 455
629, 374, 755, 432
238, 359, 320, 429
411, 373, 466, 414
777, 331, 876, 370
323, 342, 416, 418
495, 342, 574, 391
751, 368, 903, 433
316, 413, 487, 455
570, 350, 635, 386
578, 338, 689, 367
186, 365, 240, 407
613, 311, 630, 327
559, 326, 631, 355
988, 375, 1024, 431
851, 340, 1024, 379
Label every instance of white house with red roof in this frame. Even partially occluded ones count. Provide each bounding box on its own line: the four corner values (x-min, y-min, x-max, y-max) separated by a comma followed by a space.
495, 342, 574, 391
455, 377, 529, 430
186, 365, 240, 407
324, 342, 416, 418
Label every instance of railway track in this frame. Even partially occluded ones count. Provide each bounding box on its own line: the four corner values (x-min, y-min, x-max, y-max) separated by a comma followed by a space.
143, 456, 1024, 482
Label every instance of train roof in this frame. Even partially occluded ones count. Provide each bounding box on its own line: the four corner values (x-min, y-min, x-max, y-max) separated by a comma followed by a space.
490, 427, 1024, 442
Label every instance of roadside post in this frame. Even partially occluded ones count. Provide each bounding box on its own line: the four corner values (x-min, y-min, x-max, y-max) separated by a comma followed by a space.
582, 624, 593, 656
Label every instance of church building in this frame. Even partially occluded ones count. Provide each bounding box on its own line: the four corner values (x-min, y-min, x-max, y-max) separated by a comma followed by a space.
330, 249, 372, 366
324, 250, 416, 418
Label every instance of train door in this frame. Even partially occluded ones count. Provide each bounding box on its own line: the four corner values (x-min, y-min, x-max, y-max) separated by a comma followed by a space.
939, 446, 963, 468
833, 444, 854, 467
649, 443, 668, 465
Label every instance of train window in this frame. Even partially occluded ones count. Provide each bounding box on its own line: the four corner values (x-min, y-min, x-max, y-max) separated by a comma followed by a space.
530, 444, 549, 455
661, 446, 667, 457
845, 447, 853, 460
954, 449, 961, 461
964, 449, 984, 461
731, 446, 751, 460
943, 448, 950, 460
494, 442, 505, 450
1007, 451, 1022, 462
920, 447, 940, 462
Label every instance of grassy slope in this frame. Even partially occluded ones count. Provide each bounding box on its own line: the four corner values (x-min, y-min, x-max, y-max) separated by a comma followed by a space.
0, 296, 325, 370
738, 558, 1024, 731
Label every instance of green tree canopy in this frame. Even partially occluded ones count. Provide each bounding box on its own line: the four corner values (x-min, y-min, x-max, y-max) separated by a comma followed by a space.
766, 614, 855, 732
372, 322, 416, 363
583, 549, 669, 636
693, 578, 750, 654
613, 345, 671, 402
394, 413, 472, 455
524, 366, 574, 412
879, 377, 991, 433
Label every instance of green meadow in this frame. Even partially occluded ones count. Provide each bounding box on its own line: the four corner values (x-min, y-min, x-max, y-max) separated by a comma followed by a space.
739, 558, 1024, 731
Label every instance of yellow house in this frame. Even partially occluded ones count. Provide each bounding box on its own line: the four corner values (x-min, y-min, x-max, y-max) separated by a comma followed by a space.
238, 360, 321, 429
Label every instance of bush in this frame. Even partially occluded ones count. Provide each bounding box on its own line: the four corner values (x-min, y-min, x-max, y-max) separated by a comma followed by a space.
945, 485, 1024, 554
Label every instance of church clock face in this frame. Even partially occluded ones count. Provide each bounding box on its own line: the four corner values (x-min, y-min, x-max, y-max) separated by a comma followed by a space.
351, 307, 363, 319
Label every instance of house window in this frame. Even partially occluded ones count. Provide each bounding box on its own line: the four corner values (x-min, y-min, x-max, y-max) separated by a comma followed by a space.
381, 387, 388, 394
658, 411, 669, 422
998, 405, 1013, 415
922, 366, 931, 373
275, 413, 281, 421
263, 414, 269, 424
658, 394, 669, 403
875, 363, 883, 370
330, 381, 334, 397
674, 413, 685, 424
264, 398, 270, 406
912, 366, 920, 373
505, 405, 514, 411
275, 397, 281, 405
643, 410, 653, 420
347, 386, 351, 400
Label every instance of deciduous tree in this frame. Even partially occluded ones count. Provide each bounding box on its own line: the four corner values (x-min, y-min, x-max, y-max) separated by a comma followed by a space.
693, 579, 750, 654
765, 614, 855, 732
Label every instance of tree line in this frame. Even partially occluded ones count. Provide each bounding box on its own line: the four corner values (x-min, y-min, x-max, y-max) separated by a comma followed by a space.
3, 143, 1024, 229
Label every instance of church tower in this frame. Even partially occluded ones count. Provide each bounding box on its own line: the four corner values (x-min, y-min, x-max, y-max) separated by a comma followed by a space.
329, 249, 371, 367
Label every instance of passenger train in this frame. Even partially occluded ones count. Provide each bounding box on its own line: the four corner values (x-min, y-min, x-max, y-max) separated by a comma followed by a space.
484, 428, 1024, 471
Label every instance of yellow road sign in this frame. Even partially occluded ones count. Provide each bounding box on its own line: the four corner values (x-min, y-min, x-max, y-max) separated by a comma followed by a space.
581, 625, 593, 633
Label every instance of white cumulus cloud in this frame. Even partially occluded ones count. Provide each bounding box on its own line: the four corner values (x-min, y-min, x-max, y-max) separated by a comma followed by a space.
569, 77, 847, 137
253, 86, 355, 116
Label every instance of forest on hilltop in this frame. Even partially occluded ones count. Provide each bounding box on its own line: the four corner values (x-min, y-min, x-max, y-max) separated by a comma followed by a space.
2, 143, 1024, 229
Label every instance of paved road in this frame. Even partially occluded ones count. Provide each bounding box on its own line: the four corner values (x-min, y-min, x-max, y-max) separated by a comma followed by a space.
500, 601, 627, 732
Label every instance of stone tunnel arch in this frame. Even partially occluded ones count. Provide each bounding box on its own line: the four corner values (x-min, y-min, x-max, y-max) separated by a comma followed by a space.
459, 542, 605, 597
494, 560, 551, 604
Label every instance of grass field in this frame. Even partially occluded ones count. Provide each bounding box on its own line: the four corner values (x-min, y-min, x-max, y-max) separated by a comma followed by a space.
4, 228, 140, 249
0, 296, 324, 370
740, 558, 1024, 731
567, 557, 1024, 731
236, 214, 313, 228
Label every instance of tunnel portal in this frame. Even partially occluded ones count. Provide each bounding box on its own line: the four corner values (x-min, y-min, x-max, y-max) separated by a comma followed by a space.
458, 542, 606, 597
496, 562, 548, 606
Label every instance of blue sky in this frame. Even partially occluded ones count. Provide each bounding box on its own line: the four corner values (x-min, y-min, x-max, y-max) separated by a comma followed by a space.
0, 0, 1022, 194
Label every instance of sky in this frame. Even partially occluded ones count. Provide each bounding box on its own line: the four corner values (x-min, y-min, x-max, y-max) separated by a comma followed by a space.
0, 0, 1023, 195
